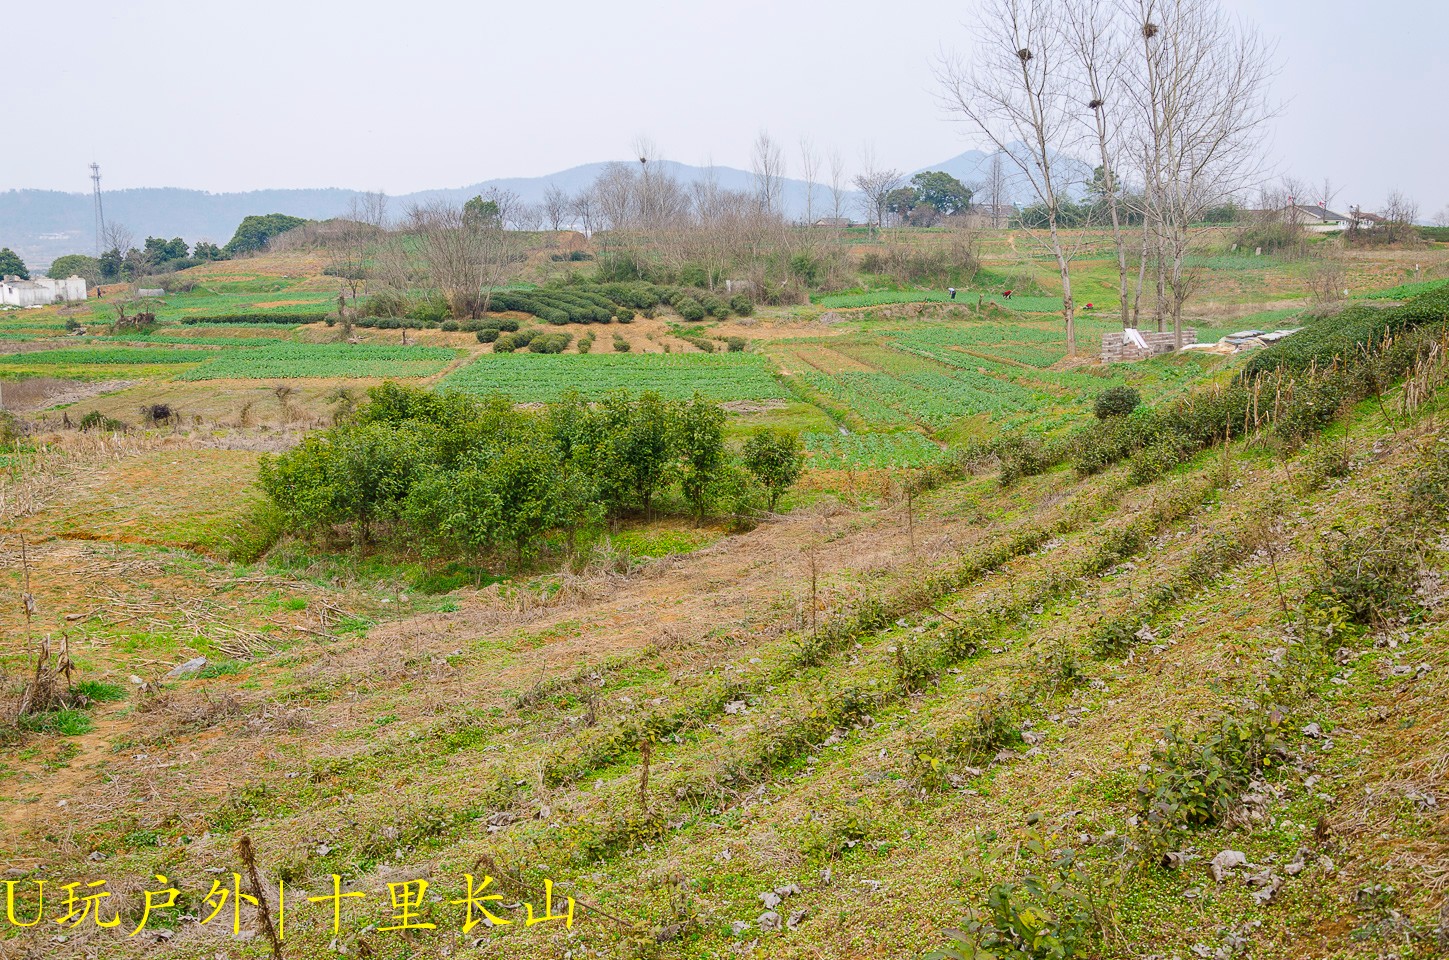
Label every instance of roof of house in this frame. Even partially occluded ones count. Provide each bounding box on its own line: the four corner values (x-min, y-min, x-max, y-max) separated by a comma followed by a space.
1294, 205, 1351, 222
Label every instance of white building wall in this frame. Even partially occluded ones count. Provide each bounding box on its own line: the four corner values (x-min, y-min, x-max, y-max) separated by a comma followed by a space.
0, 276, 88, 305
55, 276, 87, 301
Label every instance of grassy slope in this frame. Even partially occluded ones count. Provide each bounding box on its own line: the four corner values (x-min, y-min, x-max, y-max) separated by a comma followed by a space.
2, 387, 1445, 958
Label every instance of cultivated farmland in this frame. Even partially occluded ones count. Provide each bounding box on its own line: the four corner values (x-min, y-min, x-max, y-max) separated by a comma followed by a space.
440, 351, 790, 402
177, 342, 459, 380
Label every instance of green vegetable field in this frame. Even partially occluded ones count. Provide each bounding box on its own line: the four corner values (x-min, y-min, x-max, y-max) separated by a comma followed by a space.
439, 352, 789, 402
802, 431, 949, 469
178, 343, 458, 380
0, 347, 216, 366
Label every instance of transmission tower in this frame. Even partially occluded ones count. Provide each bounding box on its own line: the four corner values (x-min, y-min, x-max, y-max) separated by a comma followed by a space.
90, 162, 106, 256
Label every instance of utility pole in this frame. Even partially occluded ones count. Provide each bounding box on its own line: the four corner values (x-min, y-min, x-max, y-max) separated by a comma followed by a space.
90, 163, 106, 256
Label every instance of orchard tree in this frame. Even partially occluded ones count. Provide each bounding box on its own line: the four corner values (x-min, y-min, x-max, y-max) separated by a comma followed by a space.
742, 429, 805, 511
674, 393, 727, 523
0, 248, 29, 279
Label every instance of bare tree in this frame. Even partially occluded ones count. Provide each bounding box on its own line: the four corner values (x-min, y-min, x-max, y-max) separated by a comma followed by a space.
1381, 190, 1421, 243
1432, 205, 1449, 229
852, 146, 903, 231
1064, 0, 1134, 329
102, 221, 135, 259
328, 192, 388, 336
593, 162, 638, 231
543, 185, 572, 232
1124, 0, 1276, 347
799, 137, 820, 224
939, 0, 1087, 354
752, 131, 787, 215
369, 234, 418, 316
570, 189, 597, 238
827, 148, 848, 224
409, 199, 516, 319
981, 152, 1011, 227
508, 202, 545, 232
1317, 177, 1339, 212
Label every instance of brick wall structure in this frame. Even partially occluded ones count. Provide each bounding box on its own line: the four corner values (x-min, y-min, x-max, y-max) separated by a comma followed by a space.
1101, 328, 1197, 362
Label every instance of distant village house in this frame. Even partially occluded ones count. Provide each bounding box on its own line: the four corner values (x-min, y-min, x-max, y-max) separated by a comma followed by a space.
958, 203, 1018, 229
0, 275, 87, 307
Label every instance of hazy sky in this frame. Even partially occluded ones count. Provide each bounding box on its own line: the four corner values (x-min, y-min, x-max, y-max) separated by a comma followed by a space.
8, 0, 1445, 215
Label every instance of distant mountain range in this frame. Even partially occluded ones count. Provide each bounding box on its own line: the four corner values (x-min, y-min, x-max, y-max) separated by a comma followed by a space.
1, 148, 1091, 270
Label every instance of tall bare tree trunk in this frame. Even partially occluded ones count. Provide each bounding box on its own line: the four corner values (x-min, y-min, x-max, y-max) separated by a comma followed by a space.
1132, 218, 1150, 327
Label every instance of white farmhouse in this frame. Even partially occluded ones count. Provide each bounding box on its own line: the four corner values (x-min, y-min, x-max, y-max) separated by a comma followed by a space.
0, 275, 88, 306
1286, 205, 1354, 233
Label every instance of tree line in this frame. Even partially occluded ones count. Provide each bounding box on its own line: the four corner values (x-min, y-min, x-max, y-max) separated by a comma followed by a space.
258, 383, 806, 566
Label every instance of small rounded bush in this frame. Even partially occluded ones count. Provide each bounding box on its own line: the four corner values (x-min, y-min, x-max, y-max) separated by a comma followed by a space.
1095, 386, 1141, 419
675, 297, 706, 322
476, 328, 500, 343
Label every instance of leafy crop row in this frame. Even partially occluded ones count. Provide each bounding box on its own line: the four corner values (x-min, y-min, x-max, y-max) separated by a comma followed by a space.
0, 347, 216, 366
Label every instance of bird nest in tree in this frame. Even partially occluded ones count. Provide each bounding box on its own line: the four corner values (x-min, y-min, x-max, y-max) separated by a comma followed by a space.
1017, 47, 1033, 61
1089, 98, 1105, 110
1142, 22, 1159, 38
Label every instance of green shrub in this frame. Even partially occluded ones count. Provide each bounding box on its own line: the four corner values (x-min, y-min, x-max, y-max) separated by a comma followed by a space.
1094, 386, 1141, 419
929, 820, 1099, 960
674, 297, 706, 321
997, 435, 1050, 486
729, 294, 754, 316
1128, 437, 1191, 484
528, 332, 573, 354
725, 336, 747, 352
407, 296, 451, 325
1136, 713, 1282, 848
78, 410, 126, 432
476, 328, 500, 343
612, 335, 631, 353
